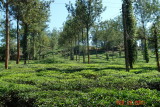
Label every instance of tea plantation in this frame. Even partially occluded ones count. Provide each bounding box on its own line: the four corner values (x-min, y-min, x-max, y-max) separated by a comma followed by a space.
0, 54, 160, 107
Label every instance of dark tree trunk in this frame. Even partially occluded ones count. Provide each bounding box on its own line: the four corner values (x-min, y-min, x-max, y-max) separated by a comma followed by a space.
16, 15, 20, 64
112, 48, 114, 60
5, 2, 9, 69
86, 27, 90, 64
70, 41, 74, 60
82, 29, 85, 63
32, 33, 36, 60
23, 23, 29, 64
70, 42, 72, 60
118, 45, 122, 57
75, 38, 77, 61
72, 41, 74, 60
96, 41, 98, 58
142, 22, 149, 63
144, 39, 149, 62
141, 39, 144, 57
154, 25, 160, 72
119, 49, 122, 57
78, 34, 80, 61
129, 61, 133, 69
122, 3, 129, 72
38, 39, 42, 60
76, 50, 78, 61
106, 42, 109, 61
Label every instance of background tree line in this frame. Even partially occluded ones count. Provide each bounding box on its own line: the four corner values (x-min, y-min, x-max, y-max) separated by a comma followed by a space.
0, 0, 159, 71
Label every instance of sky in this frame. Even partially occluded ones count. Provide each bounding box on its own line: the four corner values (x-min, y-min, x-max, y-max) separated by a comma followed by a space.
48, 0, 122, 31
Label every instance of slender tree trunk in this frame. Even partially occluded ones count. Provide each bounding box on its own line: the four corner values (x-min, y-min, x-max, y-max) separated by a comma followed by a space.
16, 16, 20, 64
39, 45, 41, 60
129, 56, 133, 68
5, 2, 9, 69
141, 39, 144, 58
118, 44, 122, 57
76, 50, 78, 61
28, 38, 31, 63
112, 48, 114, 60
142, 22, 149, 63
70, 40, 74, 60
86, 27, 90, 64
119, 47, 122, 57
154, 25, 160, 72
122, 3, 129, 72
96, 41, 98, 58
82, 29, 85, 63
72, 41, 74, 60
33, 35, 36, 60
106, 42, 109, 60
67, 48, 70, 59
70, 41, 72, 60
75, 37, 77, 61
78, 34, 80, 61
144, 39, 148, 61
23, 23, 28, 64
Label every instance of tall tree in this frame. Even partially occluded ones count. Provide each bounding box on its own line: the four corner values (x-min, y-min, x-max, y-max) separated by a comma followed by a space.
91, 24, 99, 58
134, 0, 151, 63
0, 0, 10, 69
11, 1, 21, 64
5, 0, 9, 69
18, 0, 52, 64
81, 0, 104, 64
49, 28, 59, 54
66, 0, 105, 64
123, 0, 137, 70
152, 24, 160, 72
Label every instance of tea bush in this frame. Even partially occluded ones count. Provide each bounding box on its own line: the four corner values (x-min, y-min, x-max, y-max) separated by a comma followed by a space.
0, 54, 159, 106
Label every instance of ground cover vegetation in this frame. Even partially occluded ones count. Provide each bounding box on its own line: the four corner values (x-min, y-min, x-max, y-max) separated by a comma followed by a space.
0, 0, 160, 106
0, 54, 160, 106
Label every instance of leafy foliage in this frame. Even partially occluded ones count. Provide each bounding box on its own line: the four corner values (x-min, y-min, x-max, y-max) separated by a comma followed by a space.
0, 54, 159, 106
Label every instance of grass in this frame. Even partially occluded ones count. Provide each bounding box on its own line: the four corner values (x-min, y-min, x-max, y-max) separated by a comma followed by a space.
0, 53, 160, 107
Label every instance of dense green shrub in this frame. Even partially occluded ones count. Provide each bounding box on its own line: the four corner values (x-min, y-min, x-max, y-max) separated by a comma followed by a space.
0, 55, 160, 106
